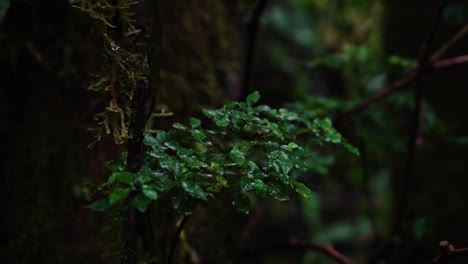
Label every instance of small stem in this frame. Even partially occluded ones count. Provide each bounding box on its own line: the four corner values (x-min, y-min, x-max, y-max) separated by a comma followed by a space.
167, 216, 190, 264
239, 237, 354, 264
433, 54, 468, 69
337, 23, 468, 119
239, 0, 268, 101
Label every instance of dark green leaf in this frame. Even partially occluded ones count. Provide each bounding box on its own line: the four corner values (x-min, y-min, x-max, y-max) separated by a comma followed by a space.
343, 142, 360, 156
130, 194, 151, 212
291, 180, 313, 199
216, 175, 228, 187
240, 177, 255, 191
287, 142, 299, 151
109, 187, 132, 205
187, 159, 204, 169
269, 182, 289, 201
173, 123, 187, 130
233, 193, 251, 213
191, 129, 206, 142
246, 91, 260, 105
105, 160, 123, 172
142, 185, 158, 200
230, 147, 245, 164
143, 135, 158, 146
190, 118, 201, 128
253, 179, 268, 198
108, 172, 135, 185
87, 198, 111, 212
181, 181, 207, 200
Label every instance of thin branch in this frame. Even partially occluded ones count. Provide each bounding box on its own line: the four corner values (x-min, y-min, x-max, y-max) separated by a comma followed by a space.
239, 237, 354, 264
429, 24, 468, 63
288, 237, 355, 264
394, 0, 447, 236
167, 216, 190, 264
241, 204, 265, 240
337, 71, 418, 118
359, 141, 380, 237
431, 241, 468, 263
433, 54, 468, 69
338, 23, 468, 118
239, 0, 268, 101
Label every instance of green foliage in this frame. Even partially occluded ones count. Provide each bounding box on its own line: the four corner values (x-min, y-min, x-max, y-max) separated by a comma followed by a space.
89, 92, 357, 215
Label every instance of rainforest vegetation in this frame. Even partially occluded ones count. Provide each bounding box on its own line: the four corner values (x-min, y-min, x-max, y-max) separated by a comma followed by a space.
1, 0, 468, 263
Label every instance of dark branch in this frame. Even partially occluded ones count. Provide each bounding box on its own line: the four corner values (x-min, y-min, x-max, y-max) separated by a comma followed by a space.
239, 0, 268, 101
337, 23, 468, 119
239, 237, 354, 264
431, 241, 468, 263
393, 0, 447, 236
167, 216, 190, 264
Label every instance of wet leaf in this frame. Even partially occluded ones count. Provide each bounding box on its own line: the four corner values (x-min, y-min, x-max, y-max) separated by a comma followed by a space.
291, 180, 312, 199
131, 194, 151, 212
142, 185, 158, 200
109, 187, 132, 205
190, 118, 201, 128
181, 181, 207, 200
246, 91, 260, 105
88, 198, 111, 212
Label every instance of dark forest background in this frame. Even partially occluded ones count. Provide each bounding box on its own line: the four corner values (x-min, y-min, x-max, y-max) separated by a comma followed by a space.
1, 0, 468, 263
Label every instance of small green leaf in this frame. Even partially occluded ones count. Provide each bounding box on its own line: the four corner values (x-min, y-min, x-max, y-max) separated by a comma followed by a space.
108, 172, 135, 185
109, 187, 132, 205
105, 160, 123, 172
190, 118, 202, 128
206, 184, 222, 193
142, 185, 158, 200
181, 181, 207, 200
191, 129, 206, 142
230, 147, 245, 164
107, 173, 117, 184
87, 198, 111, 212
246, 91, 260, 105
269, 182, 289, 201
187, 159, 204, 169
173, 123, 187, 130
343, 142, 360, 156
233, 193, 251, 213
287, 142, 299, 151
253, 179, 268, 198
240, 177, 255, 191
216, 176, 228, 187
291, 181, 313, 199
143, 135, 158, 146
131, 194, 151, 212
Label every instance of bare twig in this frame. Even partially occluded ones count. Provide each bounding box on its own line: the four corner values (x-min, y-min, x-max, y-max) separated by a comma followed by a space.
241, 204, 265, 240
431, 241, 468, 263
239, 237, 354, 264
394, 0, 447, 236
337, 71, 418, 118
338, 23, 468, 118
239, 0, 268, 101
288, 237, 355, 264
433, 54, 468, 69
429, 24, 468, 63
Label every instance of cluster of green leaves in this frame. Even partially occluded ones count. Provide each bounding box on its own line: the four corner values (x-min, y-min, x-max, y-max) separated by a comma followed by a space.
89, 92, 358, 215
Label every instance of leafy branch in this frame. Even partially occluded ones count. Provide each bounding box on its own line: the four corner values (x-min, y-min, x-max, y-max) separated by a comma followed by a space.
89, 92, 358, 215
